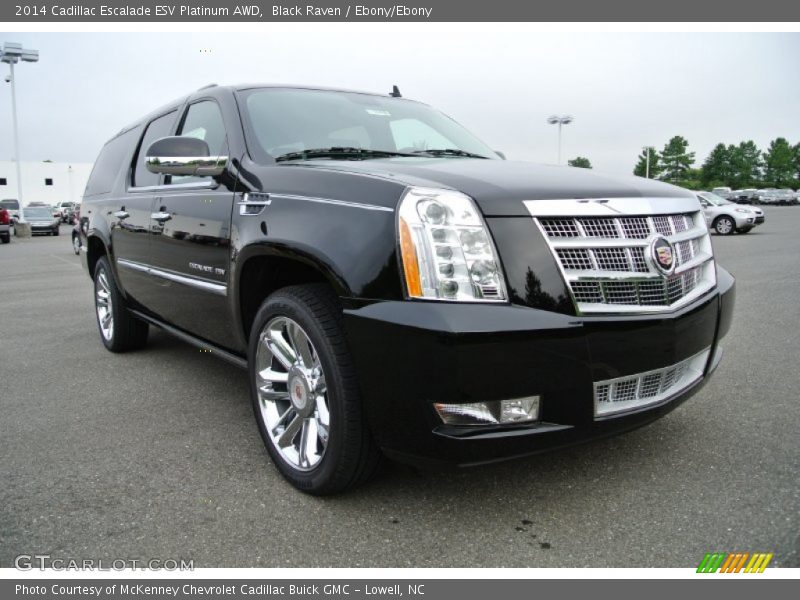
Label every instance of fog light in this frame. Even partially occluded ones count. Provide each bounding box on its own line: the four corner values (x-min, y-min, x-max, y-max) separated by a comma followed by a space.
434, 396, 540, 426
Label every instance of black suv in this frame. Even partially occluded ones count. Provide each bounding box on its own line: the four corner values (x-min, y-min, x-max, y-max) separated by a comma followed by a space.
80, 84, 735, 494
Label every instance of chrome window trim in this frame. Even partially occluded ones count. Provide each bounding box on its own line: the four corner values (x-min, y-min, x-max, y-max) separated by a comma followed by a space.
271, 193, 394, 213
126, 181, 219, 194
117, 258, 227, 296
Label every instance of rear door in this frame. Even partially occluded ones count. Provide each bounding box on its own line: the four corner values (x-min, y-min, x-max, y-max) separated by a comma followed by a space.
143, 99, 236, 349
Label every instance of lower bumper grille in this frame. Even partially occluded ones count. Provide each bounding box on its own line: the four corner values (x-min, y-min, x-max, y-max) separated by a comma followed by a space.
594, 348, 710, 417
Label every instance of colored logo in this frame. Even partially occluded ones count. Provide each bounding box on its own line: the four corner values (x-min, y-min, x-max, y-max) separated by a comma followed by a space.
650, 237, 675, 274
697, 552, 773, 573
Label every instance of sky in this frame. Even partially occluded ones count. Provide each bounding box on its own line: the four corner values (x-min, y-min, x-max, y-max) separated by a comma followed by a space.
0, 30, 798, 176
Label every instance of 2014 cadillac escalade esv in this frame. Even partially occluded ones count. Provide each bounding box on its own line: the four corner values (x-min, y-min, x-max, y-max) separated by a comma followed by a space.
79, 84, 735, 494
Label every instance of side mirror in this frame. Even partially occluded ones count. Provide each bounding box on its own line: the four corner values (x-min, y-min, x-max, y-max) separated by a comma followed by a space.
145, 136, 228, 177
495, 150, 506, 160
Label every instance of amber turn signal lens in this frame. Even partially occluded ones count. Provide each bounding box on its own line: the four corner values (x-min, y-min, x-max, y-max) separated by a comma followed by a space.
399, 217, 423, 297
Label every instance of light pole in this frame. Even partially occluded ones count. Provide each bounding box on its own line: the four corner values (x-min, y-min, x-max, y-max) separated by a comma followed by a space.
1, 41, 39, 235
547, 115, 573, 165
643, 146, 652, 179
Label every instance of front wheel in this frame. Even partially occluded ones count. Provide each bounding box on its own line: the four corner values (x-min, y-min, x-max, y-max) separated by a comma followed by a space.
714, 216, 736, 235
93, 256, 149, 352
248, 284, 381, 495
72, 234, 81, 255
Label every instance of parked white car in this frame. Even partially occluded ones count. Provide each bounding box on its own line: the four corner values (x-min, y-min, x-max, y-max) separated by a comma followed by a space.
696, 192, 764, 235
711, 186, 733, 199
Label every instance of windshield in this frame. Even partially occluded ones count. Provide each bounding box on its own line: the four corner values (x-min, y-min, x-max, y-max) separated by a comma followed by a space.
700, 193, 731, 206
24, 208, 53, 219
1, 200, 20, 209
240, 88, 497, 162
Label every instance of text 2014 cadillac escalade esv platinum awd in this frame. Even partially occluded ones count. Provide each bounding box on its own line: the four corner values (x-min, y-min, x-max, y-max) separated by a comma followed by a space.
79, 84, 735, 494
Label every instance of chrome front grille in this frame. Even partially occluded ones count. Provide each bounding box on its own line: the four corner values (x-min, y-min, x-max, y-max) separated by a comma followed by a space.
594, 348, 710, 417
527, 198, 716, 314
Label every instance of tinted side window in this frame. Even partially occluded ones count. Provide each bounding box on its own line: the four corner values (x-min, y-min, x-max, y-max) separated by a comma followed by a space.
169, 101, 227, 186
84, 127, 139, 197
133, 111, 176, 188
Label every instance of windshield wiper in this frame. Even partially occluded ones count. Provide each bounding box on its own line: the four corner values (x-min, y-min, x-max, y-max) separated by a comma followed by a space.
274, 147, 417, 162
412, 148, 490, 159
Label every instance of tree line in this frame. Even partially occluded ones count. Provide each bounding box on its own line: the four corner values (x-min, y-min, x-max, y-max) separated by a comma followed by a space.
632, 136, 800, 190
567, 137, 800, 190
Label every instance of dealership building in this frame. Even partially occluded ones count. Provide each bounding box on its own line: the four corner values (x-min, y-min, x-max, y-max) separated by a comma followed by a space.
0, 161, 94, 206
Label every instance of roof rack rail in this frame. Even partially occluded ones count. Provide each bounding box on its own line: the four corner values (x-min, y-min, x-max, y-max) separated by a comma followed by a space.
197, 83, 218, 90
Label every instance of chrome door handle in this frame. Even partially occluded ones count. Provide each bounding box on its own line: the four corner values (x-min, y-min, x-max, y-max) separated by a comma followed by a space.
113, 210, 130, 219
151, 211, 172, 222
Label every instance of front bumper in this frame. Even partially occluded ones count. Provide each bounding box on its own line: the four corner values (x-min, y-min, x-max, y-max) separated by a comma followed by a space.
343, 266, 735, 468
29, 223, 58, 233
733, 213, 758, 228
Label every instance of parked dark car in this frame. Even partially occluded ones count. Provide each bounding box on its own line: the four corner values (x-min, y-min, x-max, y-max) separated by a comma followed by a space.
79, 84, 735, 494
0, 207, 11, 243
22, 207, 60, 236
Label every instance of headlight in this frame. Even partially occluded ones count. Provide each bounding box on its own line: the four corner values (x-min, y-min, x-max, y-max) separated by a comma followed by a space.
734, 208, 751, 214
398, 187, 507, 301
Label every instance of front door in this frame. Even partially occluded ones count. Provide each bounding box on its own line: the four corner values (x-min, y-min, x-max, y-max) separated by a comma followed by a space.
112, 111, 177, 306
144, 99, 237, 350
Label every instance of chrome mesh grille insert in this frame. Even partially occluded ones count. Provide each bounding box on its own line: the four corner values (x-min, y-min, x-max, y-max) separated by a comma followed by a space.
594, 348, 709, 417
535, 208, 716, 314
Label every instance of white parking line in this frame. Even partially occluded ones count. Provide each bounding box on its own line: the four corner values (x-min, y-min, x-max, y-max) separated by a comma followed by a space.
50, 254, 82, 268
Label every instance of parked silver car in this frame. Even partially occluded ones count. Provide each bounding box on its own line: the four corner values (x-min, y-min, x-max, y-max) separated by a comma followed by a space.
755, 189, 783, 205
696, 192, 764, 235
21, 207, 60, 236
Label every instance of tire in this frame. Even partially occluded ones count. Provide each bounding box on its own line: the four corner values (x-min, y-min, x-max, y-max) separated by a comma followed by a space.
714, 216, 736, 235
93, 256, 149, 352
53, 228, 60, 236
1, 233, 9, 244
248, 283, 381, 495
72, 234, 81, 255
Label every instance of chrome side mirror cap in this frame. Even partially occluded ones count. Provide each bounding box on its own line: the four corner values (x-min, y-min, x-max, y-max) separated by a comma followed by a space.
145, 136, 227, 177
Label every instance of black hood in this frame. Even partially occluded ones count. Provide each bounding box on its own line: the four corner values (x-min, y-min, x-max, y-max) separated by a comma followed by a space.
280, 158, 693, 216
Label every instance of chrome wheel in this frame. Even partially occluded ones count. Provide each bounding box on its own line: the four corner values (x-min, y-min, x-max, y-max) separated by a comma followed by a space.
72, 235, 81, 254
255, 316, 330, 471
715, 217, 733, 235
95, 270, 114, 341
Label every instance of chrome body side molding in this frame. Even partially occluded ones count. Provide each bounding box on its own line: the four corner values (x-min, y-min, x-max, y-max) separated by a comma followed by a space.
117, 258, 227, 296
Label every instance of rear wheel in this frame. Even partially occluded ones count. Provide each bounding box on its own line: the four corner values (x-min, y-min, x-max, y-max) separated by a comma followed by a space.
72, 234, 81, 255
714, 216, 735, 235
93, 256, 149, 352
248, 284, 381, 494
0, 233, 9, 244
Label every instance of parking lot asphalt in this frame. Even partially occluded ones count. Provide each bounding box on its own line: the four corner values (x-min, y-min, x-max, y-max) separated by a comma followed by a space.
1, 212, 798, 569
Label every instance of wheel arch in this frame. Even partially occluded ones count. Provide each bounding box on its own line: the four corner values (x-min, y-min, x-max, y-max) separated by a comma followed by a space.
712, 213, 736, 232
234, 243, 351, 344
86, 233, 109, 279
